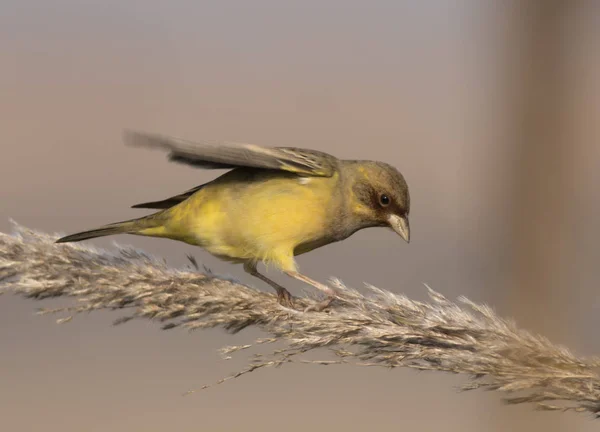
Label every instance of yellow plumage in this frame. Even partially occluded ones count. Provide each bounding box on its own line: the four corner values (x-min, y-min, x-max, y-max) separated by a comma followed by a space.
142, 170, 339, 273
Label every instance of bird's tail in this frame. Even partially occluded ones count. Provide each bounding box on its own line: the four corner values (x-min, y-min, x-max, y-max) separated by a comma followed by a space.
55, 212, 168, 244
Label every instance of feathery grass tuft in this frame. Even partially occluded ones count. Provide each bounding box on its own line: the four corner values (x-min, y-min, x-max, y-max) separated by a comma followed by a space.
1, 222, 600, 416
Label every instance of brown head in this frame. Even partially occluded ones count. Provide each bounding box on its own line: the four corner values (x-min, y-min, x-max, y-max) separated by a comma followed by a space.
341, 160, 411, 243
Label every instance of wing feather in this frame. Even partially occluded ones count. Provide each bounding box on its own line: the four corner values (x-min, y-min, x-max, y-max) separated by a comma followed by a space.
131, 184, 206, 209
123, 130, 337, 177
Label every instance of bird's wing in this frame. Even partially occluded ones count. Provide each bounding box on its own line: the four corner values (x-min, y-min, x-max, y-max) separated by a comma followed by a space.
123, 130, 338, 177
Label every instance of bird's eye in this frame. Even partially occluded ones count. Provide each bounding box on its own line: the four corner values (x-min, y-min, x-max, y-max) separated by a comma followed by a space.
379, 194, 390, 207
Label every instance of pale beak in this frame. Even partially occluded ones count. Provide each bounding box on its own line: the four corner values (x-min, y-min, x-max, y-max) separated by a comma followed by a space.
388, 214, 410, 243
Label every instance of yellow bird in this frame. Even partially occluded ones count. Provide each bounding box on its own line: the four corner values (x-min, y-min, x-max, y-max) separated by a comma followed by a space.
56, 131, 411, 311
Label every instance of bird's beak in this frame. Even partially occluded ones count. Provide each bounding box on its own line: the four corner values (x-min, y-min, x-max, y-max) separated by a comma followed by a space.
388, 214, 410, 243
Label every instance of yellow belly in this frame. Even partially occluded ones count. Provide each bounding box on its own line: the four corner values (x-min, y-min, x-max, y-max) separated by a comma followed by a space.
162, 171, 338, 272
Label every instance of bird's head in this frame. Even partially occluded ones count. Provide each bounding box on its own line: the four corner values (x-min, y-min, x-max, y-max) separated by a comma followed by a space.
345, 161, 411, 243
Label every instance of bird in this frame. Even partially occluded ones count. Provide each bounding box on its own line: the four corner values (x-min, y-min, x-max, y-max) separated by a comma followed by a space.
55, 130, 411, 311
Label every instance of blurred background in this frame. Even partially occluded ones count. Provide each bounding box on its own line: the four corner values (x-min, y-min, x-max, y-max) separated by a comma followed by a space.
1, 1, 599, 431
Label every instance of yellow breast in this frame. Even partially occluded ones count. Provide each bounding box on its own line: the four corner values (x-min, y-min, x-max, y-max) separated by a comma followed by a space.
164, 171, 339, 272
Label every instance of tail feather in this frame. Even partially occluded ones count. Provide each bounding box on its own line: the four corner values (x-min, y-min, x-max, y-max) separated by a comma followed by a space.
55, 213, 164, 244
55, 225, 131, 243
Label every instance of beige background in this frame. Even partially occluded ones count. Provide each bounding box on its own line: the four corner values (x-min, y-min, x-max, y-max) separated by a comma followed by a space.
1, 1, 600, 431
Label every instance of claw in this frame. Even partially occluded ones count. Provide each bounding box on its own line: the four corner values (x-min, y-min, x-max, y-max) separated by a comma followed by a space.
277, 289, 295, 309
303, 296, 335, 313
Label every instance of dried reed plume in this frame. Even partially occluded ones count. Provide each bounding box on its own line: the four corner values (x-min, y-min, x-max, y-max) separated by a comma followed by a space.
1, 222, 600, 417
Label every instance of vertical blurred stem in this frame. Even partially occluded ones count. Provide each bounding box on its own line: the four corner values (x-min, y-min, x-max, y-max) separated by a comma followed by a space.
486, 2, 574, 430
509, 1, 572, 340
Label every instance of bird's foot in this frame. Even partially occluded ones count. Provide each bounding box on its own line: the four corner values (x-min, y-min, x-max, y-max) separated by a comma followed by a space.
276, 288, 295, 309
303, 296, 335, 313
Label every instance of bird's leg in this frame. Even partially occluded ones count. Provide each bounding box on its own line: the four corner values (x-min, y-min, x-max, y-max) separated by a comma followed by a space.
243, 261, 294, 308
284, 271, 336, 312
